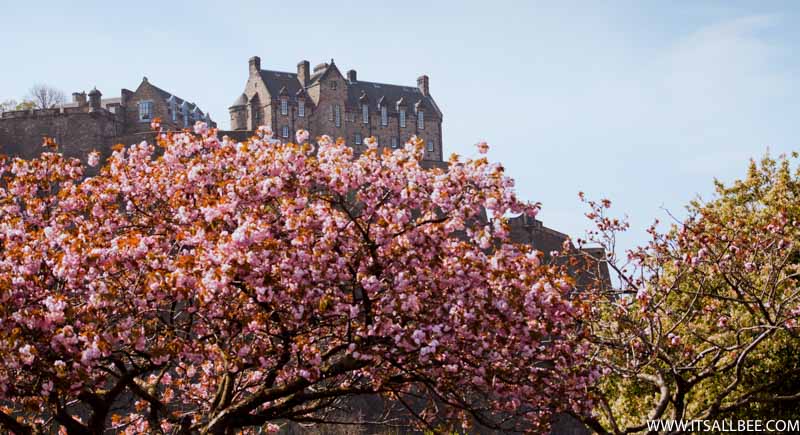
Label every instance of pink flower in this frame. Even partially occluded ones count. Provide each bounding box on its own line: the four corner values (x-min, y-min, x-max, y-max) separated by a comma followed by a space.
476, 141, 489, 154
256, 125, 273, 138
317, 135, 333, 147
194, 121, 209, 135
87, 151, 100, 167
364, 136, 378, 149
19, 344, 35, 365
295, 129, 310, 144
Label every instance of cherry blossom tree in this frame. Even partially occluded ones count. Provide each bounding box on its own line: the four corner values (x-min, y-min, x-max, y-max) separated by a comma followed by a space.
573, 154, 800, 434
0, 122, 594, 434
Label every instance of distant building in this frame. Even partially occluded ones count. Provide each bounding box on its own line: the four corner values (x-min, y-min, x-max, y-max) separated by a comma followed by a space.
229, 56, 443, 162
0, 77, 214, 163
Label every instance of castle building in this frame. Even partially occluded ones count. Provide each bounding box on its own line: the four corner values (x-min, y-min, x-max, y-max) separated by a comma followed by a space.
0, 77, 214, 163
229, 56, 443, 162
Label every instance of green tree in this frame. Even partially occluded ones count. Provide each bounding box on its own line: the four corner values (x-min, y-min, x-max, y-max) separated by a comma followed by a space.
575, 153, 800, 433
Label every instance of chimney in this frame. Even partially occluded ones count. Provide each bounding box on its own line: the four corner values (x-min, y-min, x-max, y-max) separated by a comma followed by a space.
249, 56, 261, 75
297, 60, 310, 86
347, 69, 357, 83
88, 88, 102, 110
72, 91, 87, 106
417, 75, 429, 96
121, 89, 133, 107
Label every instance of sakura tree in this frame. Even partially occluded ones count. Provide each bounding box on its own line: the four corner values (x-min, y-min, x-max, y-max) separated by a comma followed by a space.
0, 122, 593, 434
574, 154, 800, 433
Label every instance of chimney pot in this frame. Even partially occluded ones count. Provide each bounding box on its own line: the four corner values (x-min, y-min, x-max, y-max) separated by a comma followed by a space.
417, 75, 430, 96
347, 69, 357, 83
297, 60, 310, 86
249, 56, 261, 75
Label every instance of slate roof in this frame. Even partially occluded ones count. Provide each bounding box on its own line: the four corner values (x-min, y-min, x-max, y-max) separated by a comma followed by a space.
148, 81, 207, 117
257, 64, 442, 117
258, 70, 304, 99
346, 80, 440, 117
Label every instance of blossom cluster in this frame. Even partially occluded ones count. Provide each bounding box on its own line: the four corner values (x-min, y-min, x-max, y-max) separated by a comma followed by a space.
0, 123, 592, 433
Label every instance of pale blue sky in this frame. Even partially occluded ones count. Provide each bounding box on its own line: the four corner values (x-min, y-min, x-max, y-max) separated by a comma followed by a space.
2, 1, 799, 251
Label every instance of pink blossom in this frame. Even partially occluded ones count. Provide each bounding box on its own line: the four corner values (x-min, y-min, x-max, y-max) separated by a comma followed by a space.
476, 141, 489, 154
87, 151, 100, 167
295, 129, 310, 143
19, 344, 35, 365
194, 121, 209, 135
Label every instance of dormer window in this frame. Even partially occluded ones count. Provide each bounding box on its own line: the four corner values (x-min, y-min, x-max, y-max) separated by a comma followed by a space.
380, 106, 388, 126
167, 97, 177, 122
182, 103, 190, 127
138, 101, 153, 121
399, 109, 406, 128
362, 104, 369, 124
417, 110, 424, 130
280, 99, 288, 116
334, 105, 341, 127
298, 100, 305, 117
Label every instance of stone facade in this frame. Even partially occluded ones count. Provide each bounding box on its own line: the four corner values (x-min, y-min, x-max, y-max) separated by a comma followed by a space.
0, 78, 215, 165
230, 56, 444, 162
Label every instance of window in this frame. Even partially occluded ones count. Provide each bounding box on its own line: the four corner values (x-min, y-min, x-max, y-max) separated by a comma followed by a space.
282, 126, 289, 138
138, 101, 153, 121
380, 106, 388, 126
328, 106, 334, 121
169, 99, 177, 122
334, 105, 341, 127
417, 110, 424, 130
355, 133, 362, 145
362, 104, 369, 124
280, 99, 288, 116
330, 81, 337, 90
399, 109, 406, 127
427, 138, 435, 152
298, 100, 305, 117
391, 136, 398, 149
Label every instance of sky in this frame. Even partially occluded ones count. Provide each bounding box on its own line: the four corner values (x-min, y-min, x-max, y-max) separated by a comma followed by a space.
2, 0, 799, 253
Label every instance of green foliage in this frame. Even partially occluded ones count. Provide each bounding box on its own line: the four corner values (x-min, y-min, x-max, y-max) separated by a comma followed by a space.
581, 152, 800, 433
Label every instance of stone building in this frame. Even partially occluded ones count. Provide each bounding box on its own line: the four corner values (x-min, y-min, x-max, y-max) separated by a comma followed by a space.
0, 77, 215, 163
229, 56, 443, 162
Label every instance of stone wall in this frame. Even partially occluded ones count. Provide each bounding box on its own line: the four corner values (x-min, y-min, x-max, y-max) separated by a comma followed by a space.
0, 108, 119, 164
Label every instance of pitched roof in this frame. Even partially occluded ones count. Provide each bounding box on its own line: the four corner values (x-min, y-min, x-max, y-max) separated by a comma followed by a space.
346, 80, 440, 117
257, 66, 442, 117
145, 80, 210, 119
258, 70, 304, 98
